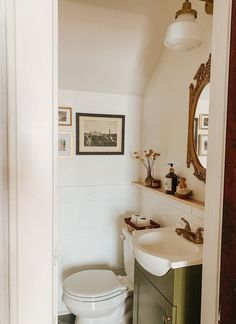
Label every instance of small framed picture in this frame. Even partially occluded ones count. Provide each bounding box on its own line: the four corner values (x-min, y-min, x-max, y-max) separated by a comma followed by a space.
58, 107, 72, 126
58, 132, 73, 158
198, 134, 208, 156
76, 113, 125, 155
199, 114, 209, 129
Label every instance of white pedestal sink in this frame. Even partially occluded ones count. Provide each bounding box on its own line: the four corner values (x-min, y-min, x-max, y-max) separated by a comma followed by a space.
132, 227, 202, 276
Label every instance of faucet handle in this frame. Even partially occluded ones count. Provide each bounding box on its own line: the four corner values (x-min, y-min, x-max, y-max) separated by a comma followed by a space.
181, 217, 191, 231
195, 227, 204, 244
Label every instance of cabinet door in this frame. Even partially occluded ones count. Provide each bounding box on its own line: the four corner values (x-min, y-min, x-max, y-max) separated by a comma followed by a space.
133, 267, 176, 324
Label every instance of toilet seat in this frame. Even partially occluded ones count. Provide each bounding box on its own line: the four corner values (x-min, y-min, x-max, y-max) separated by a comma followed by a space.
63, 270, 128, 302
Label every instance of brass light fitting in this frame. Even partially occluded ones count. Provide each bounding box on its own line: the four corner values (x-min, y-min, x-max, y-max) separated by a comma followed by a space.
175, 0, 198, 19
175, 0, 213, 20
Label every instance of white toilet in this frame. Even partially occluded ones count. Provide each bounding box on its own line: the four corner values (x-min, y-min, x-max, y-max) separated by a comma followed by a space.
62, 227, 134, 324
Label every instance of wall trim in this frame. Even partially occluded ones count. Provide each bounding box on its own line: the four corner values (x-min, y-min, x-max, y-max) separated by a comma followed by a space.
201, 0, 232, 323
0, 0, 9, 322
53, 0, 58, 322
5, 0, 19, 323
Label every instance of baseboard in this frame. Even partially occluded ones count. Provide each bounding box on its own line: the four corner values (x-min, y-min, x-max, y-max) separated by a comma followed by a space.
58, 310, 71, 316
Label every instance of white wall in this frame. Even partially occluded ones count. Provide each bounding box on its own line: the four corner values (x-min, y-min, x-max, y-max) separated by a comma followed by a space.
142, 0, 212, 202
58, 90, 142, 185
58, 0, 174, 96
58, 89, 141, 313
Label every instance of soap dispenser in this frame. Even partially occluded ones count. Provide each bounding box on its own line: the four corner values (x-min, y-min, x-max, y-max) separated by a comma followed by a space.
165, 163, 178, 194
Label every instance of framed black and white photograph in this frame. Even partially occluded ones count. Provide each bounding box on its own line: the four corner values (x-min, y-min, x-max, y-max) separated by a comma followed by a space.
198, 134, 208, 156
58, 132, 73, 158
199, 113, 209, 130
58, 107, 72, 126
76, 113, 125, 155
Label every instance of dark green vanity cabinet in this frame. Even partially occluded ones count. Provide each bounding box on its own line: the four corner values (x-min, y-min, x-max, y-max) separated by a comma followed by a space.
133, 261, 202, 324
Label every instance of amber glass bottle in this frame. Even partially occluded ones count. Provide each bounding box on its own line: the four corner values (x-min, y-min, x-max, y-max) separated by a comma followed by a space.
164, 163, 178, 194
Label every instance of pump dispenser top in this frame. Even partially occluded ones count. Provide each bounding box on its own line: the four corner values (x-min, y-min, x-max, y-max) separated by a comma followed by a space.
168, 163, 174, 172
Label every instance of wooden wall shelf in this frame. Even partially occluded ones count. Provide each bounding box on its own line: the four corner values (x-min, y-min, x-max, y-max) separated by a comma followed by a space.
132, 181, 205, 210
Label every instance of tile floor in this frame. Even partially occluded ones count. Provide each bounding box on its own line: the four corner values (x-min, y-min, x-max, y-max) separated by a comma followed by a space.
58, 314, 76, 324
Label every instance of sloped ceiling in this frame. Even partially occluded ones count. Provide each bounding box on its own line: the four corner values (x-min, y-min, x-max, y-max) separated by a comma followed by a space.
59, 0, 177, 96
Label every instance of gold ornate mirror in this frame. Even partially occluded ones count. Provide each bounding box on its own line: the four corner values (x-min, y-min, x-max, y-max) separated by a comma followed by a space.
187, 55, 211, 183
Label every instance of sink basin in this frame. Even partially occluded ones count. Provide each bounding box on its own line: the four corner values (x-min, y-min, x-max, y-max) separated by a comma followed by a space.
132, 227, 202, 276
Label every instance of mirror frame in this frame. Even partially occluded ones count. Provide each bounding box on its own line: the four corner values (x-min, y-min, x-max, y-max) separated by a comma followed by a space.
187, 54, 211, 183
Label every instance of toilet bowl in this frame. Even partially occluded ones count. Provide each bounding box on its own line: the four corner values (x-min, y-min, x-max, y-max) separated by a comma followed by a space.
63, 270, 132, 324
62, 227, 134, 324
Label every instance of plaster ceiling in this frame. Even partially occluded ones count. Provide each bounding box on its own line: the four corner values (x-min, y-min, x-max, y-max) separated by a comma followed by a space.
58, 0, 178, 95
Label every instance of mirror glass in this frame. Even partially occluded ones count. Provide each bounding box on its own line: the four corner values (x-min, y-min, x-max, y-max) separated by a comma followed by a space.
193, 83, 210, 169
187, 54, 211, 183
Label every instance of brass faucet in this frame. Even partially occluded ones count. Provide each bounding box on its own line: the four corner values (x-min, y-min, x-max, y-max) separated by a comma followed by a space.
175, 218, 204, 244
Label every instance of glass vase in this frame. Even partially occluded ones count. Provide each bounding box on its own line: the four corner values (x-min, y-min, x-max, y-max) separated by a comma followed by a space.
145, 168, 153, 187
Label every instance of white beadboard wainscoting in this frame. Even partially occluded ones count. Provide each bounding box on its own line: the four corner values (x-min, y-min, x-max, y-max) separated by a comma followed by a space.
58, 183, 140, 314
140, 189, 204, 231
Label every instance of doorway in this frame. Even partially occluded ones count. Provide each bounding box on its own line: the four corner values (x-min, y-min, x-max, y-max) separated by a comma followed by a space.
3, 1, 233, 324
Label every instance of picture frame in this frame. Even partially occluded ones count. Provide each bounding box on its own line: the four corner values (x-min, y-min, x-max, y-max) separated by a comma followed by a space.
198, 134, 208, 156
58, 107, 72, 126
58, 132, 73, 158
199, 113, 209, 130
194, 117, 198, 149
76, 113, 125, 155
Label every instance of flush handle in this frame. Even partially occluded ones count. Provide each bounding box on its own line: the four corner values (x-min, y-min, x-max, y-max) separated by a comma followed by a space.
163, 315, 172, 323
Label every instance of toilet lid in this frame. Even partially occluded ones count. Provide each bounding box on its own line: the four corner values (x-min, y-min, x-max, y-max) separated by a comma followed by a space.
63, 270, 127, 299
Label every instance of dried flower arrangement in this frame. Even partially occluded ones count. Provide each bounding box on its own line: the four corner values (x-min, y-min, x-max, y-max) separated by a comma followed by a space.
133, 149, 160, 187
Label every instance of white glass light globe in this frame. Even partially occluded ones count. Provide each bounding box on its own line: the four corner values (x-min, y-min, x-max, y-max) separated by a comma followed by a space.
164, 13, 202, 51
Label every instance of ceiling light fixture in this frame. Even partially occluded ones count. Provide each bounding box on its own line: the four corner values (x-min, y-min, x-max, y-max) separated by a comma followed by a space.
164, 0, 213, 52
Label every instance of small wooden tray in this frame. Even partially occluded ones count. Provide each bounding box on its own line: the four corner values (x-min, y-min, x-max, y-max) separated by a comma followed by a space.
175, 192, 192, 200
124, 217, 160, 233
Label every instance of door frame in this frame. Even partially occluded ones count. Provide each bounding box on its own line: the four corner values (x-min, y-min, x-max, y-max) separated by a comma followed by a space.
0, 0, 9, 322
201, 0, 232, 322
5, 0, 58, 323
219, 0, 236, 321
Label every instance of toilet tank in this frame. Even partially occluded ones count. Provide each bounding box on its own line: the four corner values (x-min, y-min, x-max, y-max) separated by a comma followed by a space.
121, 227, 134, 285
